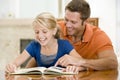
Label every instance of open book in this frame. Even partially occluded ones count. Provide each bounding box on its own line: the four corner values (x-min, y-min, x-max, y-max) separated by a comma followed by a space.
11, 66, 77, 75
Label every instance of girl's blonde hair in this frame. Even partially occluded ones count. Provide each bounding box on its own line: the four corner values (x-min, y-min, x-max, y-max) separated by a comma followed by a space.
33, 12, 60, 39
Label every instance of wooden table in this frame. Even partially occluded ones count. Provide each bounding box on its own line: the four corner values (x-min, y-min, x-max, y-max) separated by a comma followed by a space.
1, 69, 119, 80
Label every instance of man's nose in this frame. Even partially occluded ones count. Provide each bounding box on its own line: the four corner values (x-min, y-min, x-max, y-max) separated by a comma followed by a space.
65, 21, 72, 28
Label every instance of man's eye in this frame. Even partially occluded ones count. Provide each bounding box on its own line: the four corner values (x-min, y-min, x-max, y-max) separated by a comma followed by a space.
71, 21, 77, 24
65, 18, 68, 22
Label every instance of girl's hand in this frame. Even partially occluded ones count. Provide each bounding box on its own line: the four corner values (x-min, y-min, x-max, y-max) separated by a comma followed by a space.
5, 63, 17, 73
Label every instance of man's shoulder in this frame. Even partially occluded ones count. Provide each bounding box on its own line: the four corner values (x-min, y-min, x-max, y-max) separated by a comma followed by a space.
85, 23, 104, 34
57, 20, 65, 27
57, 21, 65, 31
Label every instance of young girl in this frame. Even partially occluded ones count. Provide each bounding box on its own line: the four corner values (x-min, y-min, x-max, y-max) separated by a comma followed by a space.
5, 12, 82, 73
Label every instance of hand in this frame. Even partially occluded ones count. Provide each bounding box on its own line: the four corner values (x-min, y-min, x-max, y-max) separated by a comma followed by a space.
5, 63, 17, 73
66, 66, 86, 73
55, 54, 82, 67
56, 74, 78, 80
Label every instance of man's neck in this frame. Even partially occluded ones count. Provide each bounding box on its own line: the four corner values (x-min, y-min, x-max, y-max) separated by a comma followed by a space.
72, 26, 85, 43
72, 35, 83, 43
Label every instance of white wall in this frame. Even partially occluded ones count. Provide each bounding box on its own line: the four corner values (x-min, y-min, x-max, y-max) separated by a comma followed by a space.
87, 0, 117, 54
19, 0, 58, 18
0, 0, 18, 18
116, 0, 120, 55
0, 0, 58, 18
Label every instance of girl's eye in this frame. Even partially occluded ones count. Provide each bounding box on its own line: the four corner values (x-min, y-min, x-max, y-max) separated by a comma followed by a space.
34, 29, 48, 34
42, 30, 48, 33
35, 31, 39, 34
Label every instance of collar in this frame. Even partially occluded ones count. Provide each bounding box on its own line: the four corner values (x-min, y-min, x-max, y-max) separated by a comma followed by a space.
82, 23, 93, 42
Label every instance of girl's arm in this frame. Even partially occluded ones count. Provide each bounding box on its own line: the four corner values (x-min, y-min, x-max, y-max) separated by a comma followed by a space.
25, 57, 37, 68
5, 50, 30, 73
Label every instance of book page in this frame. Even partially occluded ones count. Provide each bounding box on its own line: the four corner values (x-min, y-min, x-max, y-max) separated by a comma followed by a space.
47, 66, 64, 73
12, 67, 47, 74
11, 66, 77, 75
44, 66, 76, 75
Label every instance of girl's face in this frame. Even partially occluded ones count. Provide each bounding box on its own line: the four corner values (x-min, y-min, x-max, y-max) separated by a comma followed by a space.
34, 23, 55, 46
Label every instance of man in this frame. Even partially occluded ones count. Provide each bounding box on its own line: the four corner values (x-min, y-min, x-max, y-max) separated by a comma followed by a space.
26, 0, 118, 72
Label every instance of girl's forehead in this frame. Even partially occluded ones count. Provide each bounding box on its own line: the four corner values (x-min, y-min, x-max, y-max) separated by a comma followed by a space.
34, 22, 48, 30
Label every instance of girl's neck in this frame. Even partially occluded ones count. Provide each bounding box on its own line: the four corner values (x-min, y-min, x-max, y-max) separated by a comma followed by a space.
41, 39, 58, 56
43, 38, 57, 48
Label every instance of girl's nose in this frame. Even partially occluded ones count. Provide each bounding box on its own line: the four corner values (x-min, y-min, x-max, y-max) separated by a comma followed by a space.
37, 32, 44, 38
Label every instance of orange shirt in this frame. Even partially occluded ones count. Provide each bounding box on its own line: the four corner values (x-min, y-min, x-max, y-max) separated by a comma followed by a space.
58, 21, 114, 59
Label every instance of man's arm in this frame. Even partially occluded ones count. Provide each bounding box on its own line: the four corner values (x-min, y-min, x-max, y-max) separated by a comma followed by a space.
81, 50, 118, 70
55, 50, 118, 70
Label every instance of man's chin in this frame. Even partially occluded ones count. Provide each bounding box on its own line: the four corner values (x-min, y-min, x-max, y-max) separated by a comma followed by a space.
67, 32, 74, 36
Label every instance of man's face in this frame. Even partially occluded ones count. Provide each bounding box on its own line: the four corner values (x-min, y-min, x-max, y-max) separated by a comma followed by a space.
64, 10, 84, 36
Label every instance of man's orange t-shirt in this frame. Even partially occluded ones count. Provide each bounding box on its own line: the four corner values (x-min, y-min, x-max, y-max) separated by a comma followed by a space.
58, 21, 114, 59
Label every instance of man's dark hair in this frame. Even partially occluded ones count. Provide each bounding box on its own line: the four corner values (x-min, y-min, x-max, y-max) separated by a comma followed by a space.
65, 0, 91, 21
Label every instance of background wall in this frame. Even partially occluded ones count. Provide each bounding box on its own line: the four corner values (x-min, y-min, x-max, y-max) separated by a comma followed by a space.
19, 0, 58, 18
0, 0, 17, 18
116, 0, 120, 55
87, 0, 117, 54
0, 0, 58, 18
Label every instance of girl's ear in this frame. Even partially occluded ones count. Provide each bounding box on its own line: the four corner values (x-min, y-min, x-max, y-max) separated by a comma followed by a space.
53, 27, 57, 35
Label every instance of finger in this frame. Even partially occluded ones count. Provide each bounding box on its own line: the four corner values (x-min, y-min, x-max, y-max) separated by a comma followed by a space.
55, 56, 65, 66
55, 58, 62, 66
69, 66, 75, 72
66, 66, 78, 73
5, 64, 11, 73
6, 64, 16, 73
66, 66, 72, 72
61, 60, 68, 67
55, 61, 59, 66
74, 67, 79, 74
13, 64, 17, 72
9, 64, 15, 72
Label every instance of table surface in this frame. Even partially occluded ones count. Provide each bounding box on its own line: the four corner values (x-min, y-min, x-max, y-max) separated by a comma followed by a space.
1, 69, 119, 80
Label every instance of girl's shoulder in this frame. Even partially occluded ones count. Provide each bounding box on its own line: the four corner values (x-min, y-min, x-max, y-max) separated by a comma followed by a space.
57, 39, 71, 46
28, 40, 40, 46
58, 39, 69, 43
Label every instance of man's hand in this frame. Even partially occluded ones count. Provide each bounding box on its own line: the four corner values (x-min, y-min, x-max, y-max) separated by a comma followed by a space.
65, 66, 86, 73
55, 54, 84, 67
